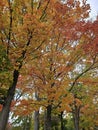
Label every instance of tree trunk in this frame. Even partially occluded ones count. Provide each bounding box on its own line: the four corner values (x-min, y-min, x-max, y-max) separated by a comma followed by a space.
0, 95, 12, 130
0, 70, 19, 130
44, 105, 52, 130
60, 111, 64, 130
44, 110, 47, 130
73, 114, 79, 130
34, 111, 39, 130
34, 90, 40, 130
73, 106, 80, 130
23, 116, 31, 130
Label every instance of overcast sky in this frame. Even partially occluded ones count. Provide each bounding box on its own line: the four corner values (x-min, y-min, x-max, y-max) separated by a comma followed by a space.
87, 0, 98, 18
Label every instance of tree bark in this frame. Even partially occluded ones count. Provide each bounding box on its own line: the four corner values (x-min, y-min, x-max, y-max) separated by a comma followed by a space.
44, 105, 52, 130
73, 106, 80, 130
60, 111, 64, 130
0, 70, 19, 130
34, 110, 39, 130
44, 110, 47, 130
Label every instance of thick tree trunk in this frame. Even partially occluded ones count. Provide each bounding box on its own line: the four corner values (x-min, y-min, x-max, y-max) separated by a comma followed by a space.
0, 95, 12, 130
44, 105, 52, 130
0, 70, 19, 130
34, 111, 39, 130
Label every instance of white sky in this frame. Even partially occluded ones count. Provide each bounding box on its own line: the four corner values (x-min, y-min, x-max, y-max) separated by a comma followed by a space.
87, 0, 98, 18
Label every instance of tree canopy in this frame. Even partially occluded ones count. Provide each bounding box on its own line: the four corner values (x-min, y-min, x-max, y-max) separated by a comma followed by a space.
0, 0, 98, 130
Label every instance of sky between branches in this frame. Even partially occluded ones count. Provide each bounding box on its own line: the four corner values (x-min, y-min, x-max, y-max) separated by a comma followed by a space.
87, 0, 98, 19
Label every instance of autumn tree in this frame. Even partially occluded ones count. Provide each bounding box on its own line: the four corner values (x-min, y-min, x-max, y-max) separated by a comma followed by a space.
0, 0, 53, 129
68, 18, 98, 130
11, 1, 98, 130
0, 0, 98, 130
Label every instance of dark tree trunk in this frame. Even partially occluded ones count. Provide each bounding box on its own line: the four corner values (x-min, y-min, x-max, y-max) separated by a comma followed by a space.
47, 105, 52, 130
0, 70, 19, 130
0, 95, 13, 130
34, 111, 39, 130
60, 111, 64, 130
44, 105, 52, 130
